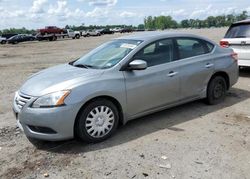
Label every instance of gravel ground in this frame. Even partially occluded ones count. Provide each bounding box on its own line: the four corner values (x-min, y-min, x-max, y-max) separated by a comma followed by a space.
0, 28, 250, 179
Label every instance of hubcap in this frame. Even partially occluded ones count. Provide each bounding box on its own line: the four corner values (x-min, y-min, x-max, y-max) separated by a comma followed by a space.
85, 106, 114, 138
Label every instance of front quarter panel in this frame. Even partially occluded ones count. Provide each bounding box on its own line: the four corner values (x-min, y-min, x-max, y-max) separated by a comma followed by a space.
64, 69, 127, 121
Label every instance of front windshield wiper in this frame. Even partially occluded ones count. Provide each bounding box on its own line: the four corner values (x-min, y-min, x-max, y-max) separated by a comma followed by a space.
74, 64, 94, 69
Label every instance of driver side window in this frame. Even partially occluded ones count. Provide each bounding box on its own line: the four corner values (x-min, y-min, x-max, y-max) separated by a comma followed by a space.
134, 39, 174, 67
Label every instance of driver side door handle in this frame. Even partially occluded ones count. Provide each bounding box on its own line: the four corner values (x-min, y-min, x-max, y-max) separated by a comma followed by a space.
167, 71, 178, 77
205, 63, 214, 68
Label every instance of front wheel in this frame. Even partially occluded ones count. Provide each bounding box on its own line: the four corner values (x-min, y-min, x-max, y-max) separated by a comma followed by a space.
206, 76, 227, 105
76, 99, 119, 143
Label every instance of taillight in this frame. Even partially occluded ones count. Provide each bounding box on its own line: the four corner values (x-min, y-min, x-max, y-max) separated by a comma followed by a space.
220, 40, 229, 48
231, 52, 238, 61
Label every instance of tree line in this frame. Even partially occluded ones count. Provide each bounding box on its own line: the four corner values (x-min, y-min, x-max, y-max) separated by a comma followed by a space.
144, 11, 248, 30
0, 11, 248, 35
0, 27, 36, 36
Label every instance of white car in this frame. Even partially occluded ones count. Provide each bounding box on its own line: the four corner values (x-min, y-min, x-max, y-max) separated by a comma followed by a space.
0, 36, 7, 44
111, 27, 122, 32
82, 30, 101, 37
67, 29, 81, 39
220, 19, 250, 67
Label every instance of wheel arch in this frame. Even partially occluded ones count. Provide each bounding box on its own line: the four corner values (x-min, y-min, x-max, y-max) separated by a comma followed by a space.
209, 71, 230, 90
73, 95, 124, 137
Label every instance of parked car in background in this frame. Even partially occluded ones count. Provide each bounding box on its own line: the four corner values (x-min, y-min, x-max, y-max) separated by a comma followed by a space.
36, 29, 80, 41
1, 33, 18, 39
80, 30, 88, 37
13, 32, 238, 144
135, 29, 145, 32
38, 26, 65, 35
82, 30, 101, 37
0, 36, 7, 44
66, 29, 81, 39
8, 34, 36, 44
220, 19, 250, 67
112, 27, 122, 33
120, 28, 133, 33
98, 28, 114, 35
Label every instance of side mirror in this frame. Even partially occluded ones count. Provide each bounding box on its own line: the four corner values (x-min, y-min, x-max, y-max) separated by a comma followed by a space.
127, 60, 147, 70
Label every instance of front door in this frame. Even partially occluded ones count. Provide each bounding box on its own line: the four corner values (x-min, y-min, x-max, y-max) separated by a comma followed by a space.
123, 38, 181, 118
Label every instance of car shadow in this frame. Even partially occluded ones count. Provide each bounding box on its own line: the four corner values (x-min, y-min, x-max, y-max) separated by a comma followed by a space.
34, 87, 250, 153
239, 67, 250, 77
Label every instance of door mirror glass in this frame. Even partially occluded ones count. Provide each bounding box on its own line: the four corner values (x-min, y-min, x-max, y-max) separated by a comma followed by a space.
128, 60, 147, 70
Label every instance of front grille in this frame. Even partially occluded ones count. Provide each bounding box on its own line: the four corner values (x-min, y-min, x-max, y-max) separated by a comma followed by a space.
15, 93, 31, 109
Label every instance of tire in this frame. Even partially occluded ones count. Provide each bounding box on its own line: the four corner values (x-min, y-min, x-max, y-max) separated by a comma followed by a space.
75, 34, 80, 39
206, 76, 227, 105
53, 36, 57, 41
1, 40, 6, 44
76, 99, 119, 143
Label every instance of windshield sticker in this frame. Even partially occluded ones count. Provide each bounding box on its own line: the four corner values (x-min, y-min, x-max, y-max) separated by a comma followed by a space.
120, 43, 137, 49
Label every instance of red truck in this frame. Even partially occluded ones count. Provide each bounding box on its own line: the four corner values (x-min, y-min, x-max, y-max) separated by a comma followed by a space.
38, 26, 65, 35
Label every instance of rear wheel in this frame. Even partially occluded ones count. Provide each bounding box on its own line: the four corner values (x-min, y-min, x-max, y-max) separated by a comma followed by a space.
1, 40, 6, 44
53, 36, 57, 41
75, 34, 80, 39
206, 76, 227, 105
76, 99, 119, 143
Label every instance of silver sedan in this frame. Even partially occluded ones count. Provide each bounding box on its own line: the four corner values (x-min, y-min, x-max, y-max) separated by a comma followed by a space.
13, 32, 239, 143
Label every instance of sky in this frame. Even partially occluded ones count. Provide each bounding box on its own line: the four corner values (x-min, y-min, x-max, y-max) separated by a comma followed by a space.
0, 0, 250, 29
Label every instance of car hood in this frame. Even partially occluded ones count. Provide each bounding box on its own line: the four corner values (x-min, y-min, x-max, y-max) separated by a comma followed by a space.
20, 64, 104, 96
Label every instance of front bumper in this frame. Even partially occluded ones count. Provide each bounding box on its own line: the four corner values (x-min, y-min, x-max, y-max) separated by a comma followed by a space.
13, 92, 81, 141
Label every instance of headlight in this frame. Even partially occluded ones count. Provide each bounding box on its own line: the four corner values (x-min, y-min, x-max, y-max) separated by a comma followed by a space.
32, 90, 70, 108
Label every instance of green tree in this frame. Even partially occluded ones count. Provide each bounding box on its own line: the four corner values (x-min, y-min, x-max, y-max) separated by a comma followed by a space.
181, 20, 190, 28
138, 24, 145, 30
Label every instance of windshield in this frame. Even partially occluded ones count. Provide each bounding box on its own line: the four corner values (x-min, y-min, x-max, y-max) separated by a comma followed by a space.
225, 24, 250, 38
72, 39, 142, 69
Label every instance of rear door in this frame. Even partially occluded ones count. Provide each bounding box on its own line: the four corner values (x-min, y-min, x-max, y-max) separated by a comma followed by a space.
174, 37, 215, 100
222, 23, 250, 66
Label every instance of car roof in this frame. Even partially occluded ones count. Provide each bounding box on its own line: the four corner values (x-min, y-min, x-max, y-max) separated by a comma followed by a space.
233, 19, 250, 25
117, 31, 214, 43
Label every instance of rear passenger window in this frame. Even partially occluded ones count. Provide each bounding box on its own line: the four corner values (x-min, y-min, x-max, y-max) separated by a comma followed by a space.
176, 38, 206, 59
134, 39, 174, 67
206, 42, 214, 52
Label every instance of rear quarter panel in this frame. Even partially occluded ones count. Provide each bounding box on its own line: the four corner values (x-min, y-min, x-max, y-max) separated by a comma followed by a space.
213, 46, 239, 87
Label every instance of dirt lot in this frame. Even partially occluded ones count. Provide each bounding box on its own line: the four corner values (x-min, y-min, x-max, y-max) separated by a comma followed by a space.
0, 28, 250, 179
